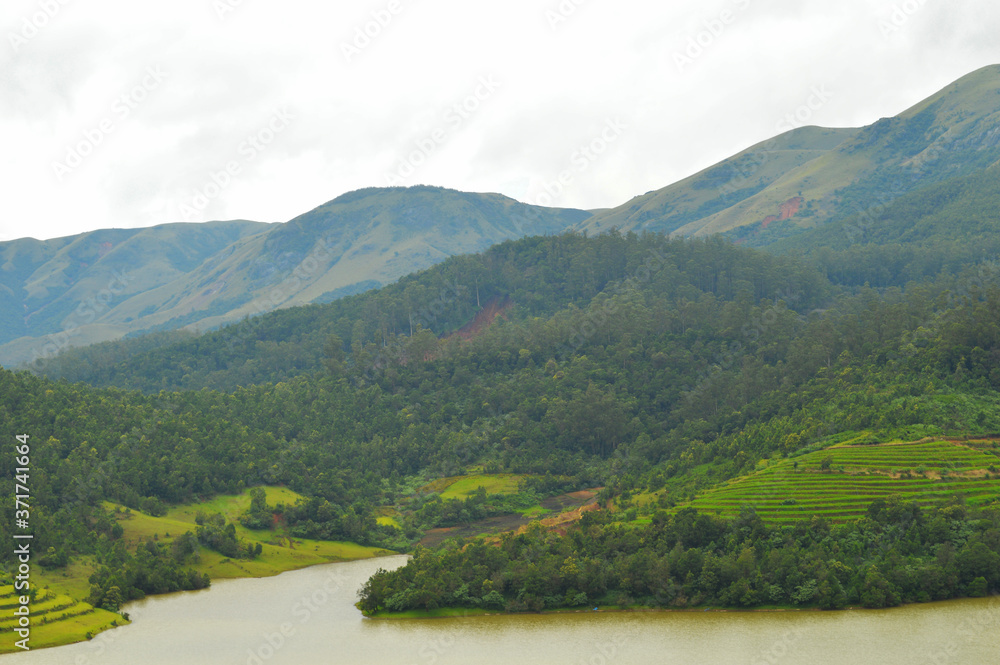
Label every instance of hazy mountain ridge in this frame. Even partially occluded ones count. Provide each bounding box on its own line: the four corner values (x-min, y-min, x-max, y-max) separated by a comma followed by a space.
0, 221, 274, 362
577, 125, 860, 236
6, 65, 999, 367
0, 187, 590, 366
579, 64, 1000, 242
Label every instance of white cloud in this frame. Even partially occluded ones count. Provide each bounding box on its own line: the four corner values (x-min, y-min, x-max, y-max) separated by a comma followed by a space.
2, 0, 999, 241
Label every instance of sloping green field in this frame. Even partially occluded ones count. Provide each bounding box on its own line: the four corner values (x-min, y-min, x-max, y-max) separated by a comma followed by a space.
436, 474, 528, 500
687, 440, 1000, 523
0, 488, 392, 654
108, 487, 391, 581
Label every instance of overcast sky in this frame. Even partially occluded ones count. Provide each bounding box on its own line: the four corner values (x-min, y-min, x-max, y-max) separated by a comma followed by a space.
2, 0, 1000, 242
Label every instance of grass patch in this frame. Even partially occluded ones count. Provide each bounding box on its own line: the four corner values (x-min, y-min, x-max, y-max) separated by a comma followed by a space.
517, 506, 551, 519
365, 606, 498, 619
432, 474, 529, 500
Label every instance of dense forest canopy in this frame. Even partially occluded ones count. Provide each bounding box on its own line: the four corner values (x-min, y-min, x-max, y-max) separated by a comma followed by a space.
4, 230, 1000, 613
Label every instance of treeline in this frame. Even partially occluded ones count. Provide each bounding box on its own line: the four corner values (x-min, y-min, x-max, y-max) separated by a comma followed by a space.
87, 537, 210, 612
195, 513, 262, 559
359, 500, 1000, 614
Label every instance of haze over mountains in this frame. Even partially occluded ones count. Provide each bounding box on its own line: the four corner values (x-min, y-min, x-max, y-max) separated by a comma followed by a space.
3, 64, 999, 368
0, 188, 588, 365
578, 64, 1000, 240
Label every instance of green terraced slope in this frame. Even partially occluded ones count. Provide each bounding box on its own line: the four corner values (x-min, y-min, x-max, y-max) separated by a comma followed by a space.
686, 439, 1000, 523
0, 584, 124, 653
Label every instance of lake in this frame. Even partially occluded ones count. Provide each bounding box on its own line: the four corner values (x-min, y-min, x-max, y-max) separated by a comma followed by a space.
8, 555, 1000, 664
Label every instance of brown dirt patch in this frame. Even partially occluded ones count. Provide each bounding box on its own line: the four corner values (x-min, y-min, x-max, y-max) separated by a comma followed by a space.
447, 296, 513, 341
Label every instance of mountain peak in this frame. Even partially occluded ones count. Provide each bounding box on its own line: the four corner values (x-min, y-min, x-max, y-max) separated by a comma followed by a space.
579, 64, 1000, 241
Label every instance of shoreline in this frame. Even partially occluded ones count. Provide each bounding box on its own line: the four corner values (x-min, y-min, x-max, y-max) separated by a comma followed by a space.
363, 594, 1000, 620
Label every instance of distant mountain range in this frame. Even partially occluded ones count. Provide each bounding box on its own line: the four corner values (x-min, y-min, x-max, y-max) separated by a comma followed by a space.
3, 64, 999, 367
0, 188, 588, 365
577, 64, 1000, 241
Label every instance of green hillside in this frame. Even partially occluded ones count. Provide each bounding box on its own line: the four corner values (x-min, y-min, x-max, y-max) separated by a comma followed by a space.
768, 166, 1000, 288
6, 65, 1000, 651
4, 226, 1000, 648
29, 232, 827, 392
0, 221, 271, 360
576, 125, 858, 236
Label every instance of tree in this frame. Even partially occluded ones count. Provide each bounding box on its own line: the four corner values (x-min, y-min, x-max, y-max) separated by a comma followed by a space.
324, 333, 346, 377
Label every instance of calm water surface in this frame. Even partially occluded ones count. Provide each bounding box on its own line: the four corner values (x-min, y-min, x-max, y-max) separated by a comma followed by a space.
8, 555, 1000, 664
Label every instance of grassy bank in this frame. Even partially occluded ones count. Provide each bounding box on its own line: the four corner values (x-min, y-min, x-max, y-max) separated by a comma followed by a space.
0, 487, 393, 655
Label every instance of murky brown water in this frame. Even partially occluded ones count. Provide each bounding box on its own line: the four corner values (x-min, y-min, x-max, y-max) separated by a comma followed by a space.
7, 555, 1000, 664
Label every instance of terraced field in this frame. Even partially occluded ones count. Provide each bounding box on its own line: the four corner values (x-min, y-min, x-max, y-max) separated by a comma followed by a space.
0, 584, 124, 653
687, 440, 1000, 523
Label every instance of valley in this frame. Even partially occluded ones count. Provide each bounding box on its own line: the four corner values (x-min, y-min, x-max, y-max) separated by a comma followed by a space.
3, 64, 1000, 656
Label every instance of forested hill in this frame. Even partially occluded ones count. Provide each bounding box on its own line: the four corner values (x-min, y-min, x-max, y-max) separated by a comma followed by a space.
5, 231, 1000, 618
27, 233, 828, 392
6, 64, 1000, 631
